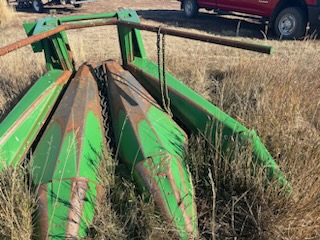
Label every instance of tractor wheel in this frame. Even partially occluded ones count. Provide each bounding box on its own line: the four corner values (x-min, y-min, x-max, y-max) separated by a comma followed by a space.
274, 7, 307, 39
31, 0, 44, 12
183, 0, 199, 18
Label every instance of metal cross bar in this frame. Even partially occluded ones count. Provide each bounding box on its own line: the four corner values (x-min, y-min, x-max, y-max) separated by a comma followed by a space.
0, 16, 273, 57
117, 21, 274, 55
0, 19, 118, 56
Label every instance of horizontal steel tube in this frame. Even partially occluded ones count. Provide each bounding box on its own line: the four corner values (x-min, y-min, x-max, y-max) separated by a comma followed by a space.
0, 19, 117, 56
117, 21, 274, 55
0, 18, 273, 57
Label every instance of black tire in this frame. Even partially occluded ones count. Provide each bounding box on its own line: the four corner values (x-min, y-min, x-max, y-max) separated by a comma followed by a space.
31, 0, 44, 13
274, 7, 307, 39
74, 3, 82, 8
182, 0, 199, 18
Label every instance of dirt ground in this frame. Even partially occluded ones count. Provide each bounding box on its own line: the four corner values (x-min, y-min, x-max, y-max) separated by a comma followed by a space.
13, 0, 269, 39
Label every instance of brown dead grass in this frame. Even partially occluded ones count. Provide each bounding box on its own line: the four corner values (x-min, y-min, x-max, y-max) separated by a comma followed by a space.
0, 166, 37, 240
0, 10, 320, 240
0, 0, 16, 27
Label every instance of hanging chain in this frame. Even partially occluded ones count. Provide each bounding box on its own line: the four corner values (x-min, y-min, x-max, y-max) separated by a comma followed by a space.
157, 28, 163, 111
157, 27, 172, 116
95, 65, 115, 151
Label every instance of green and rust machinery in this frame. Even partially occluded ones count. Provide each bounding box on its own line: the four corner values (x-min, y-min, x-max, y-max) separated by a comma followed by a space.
0, 10, 289, 239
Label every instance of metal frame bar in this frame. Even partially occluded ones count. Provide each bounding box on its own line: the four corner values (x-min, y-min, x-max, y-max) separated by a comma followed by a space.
0, 16, 273, 57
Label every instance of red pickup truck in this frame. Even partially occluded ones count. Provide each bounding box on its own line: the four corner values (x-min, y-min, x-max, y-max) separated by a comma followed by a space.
180, 0, 320, 39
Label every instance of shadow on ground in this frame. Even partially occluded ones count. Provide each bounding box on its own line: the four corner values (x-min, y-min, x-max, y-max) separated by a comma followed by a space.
15, 4, 80, 15
137, 9, 282, 39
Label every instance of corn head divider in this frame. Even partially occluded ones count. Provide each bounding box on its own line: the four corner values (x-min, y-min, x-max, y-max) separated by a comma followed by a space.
0, 10, 289, 239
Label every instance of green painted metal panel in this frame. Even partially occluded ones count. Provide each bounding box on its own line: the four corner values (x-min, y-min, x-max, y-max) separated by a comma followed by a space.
24, 17, 59, 53
138, 106, 186, 157
78, 111, 105, 181
30, 64, 106, 239
47, 180, 72, 238
31, 122, 63, 184
51, 131, 78, 180
31, 65, 105, 183
137, 115, 197, 238
32, 111, 104, 185
130, 58, 246, 133
117, 10, 146, 65
23, 21, 43, 52
23, 17, 73, 71
127, 57, 290, 189
104, 60, 198, 238
115, 109, 145, 170
78, 180, 98, 237
0, 70, 71, 172
58, 12, 117, 23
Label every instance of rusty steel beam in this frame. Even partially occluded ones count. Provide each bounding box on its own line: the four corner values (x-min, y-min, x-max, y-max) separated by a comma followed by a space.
117, 21, 274, 54
0, 19, 118, 57
0, 17, 273, 57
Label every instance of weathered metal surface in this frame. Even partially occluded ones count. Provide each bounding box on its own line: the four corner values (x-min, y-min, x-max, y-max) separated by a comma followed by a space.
116, 21, 274, 55
58, 12, 116, 23
30, 64, 107, 238
36, 177, 103, 239
0, 70, 72, 172
102, 60, 198, 239
0, 19, 117, 57
0, 11, 273, 57
125, 58, 290, 189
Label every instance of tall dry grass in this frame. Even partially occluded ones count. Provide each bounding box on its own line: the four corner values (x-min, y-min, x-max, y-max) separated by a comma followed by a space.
0, 166, 37, 240
0, 0, 16, 27
0, 15, 319, 240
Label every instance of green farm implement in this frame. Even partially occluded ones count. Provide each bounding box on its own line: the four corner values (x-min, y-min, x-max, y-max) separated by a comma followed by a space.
0, 10, 289, 239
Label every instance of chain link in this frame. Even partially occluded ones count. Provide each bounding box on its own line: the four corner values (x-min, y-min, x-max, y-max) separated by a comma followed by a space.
95, 66, 115, 151
157, 27, 172, 116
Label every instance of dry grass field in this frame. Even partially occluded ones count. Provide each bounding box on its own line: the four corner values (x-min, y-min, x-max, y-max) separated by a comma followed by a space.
0, 0, 320, 239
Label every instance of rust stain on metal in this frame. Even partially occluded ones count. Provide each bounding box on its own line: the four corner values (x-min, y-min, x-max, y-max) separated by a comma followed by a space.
104, 60, 166, 166
177, 156, 196, 217
126, 63, 211, 127
105, 60, 194, 237
0, 18, 271, 57
37, 184, 49, 240
135, 158, 195, 236
36, 177, 103, 239
117, 21, 273, 54
65, 178, 88, 237
166, 160, 194, 235
55, 70, 72, 85
0, 19, 117, 57
105, 60, 160, 113
0, 71, 72, 145
135, 160, 172, 219
47, 64, 106, 179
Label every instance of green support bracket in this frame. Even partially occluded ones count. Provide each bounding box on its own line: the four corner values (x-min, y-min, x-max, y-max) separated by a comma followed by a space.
23, 17, 73, 71
58, 12, 116, 23
117, 10, 146, 65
